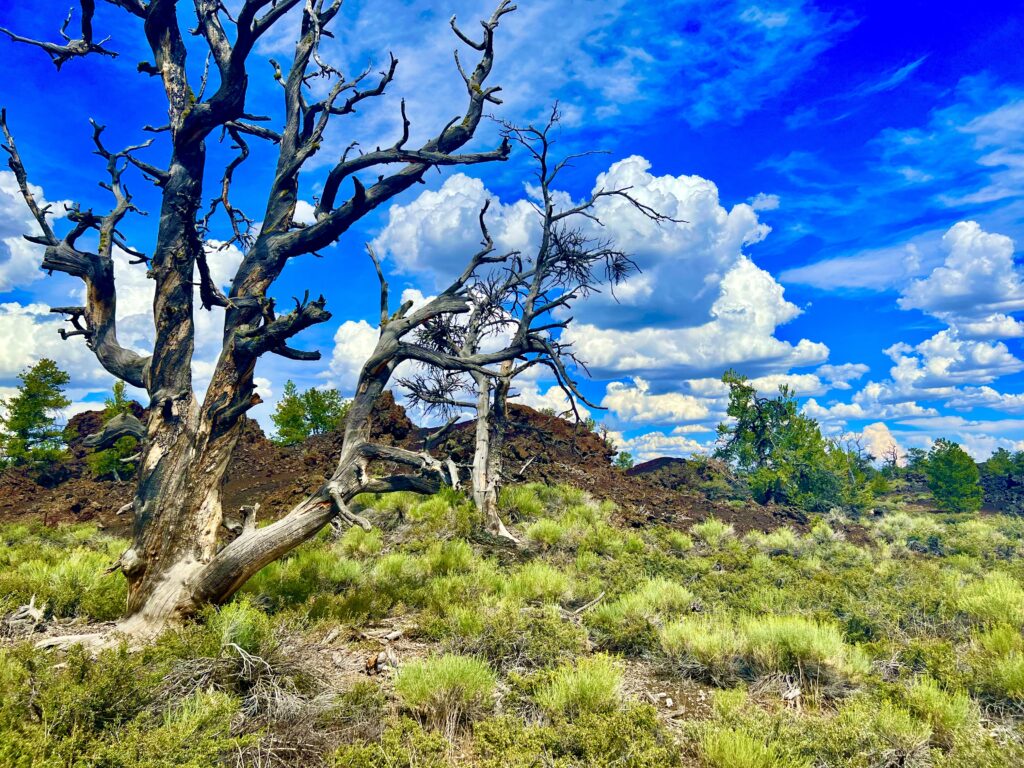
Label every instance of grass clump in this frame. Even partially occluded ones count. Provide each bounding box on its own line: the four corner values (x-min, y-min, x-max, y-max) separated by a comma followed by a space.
958, 571, 1024, 626
660, 615, 742, 684
433, 599, 587, 671
421, 539, 477, 576
660, 614, 867, 691
499, 484, 546, 520
692, 518, 735, 549
395, 654, 496, 735
504, 561, 571, 604
740, 614, 870, 688
243, 545, 361, 610
590, 577, 695, 652
700, 727, 809, 768
524, 518, 567, 549
535, 654, 622, 720
967, 624, 1024, 703
903, 676, 978, 748
749, 526, 803, 557
0, 524, 128, 620
474, 705, 680, 768
337, 526, 383, 558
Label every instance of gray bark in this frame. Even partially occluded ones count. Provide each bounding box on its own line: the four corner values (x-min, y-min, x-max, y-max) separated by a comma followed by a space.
2, 0, 516, 634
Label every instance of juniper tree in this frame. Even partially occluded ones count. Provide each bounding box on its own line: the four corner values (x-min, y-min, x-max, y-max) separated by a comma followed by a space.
2, 0, 518, 638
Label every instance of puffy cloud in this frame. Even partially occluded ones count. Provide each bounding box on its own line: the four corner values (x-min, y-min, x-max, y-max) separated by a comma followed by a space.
802, 394, 937, 429
513, 380, 590, 420
601, 377, 709, 426
0, 171, 70, 292
944, 386, 1024, 413
371, 174, 537, 287
887, 330, 1024, 389
564, 257, 827, 379
816, 363, 869, 390
0, 302, 107, 385
749, 192, 781, 211
748, 372, 828, 397
898, 222, 1024, 337
374, 157, 825, 384
859, 422, 904, 465
325, 320, 379, 395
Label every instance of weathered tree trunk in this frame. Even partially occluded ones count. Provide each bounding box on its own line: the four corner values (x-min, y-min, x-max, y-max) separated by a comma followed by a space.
3, 0, 517, 643
471, 364, 516, 541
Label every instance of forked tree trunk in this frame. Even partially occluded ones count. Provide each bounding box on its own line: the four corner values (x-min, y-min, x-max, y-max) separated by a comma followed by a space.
118, 407, 244, 631
4, 0, 517, 646
471, 364, 515, 541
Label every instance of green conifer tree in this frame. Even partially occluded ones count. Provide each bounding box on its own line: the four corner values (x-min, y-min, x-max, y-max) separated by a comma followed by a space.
925, 439, 982, 512
0, 358, 71, 467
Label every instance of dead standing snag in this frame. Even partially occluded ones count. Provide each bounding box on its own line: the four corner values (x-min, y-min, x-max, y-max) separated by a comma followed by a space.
2, 0, 516, 636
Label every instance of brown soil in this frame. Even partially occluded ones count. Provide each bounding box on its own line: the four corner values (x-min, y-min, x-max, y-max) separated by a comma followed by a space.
0, 394, 807, 535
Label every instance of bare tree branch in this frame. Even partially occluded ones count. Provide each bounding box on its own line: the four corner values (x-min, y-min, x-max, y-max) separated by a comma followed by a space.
0, 1, 118, 69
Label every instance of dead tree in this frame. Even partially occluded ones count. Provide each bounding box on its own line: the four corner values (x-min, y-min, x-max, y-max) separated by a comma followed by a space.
401, 108, 672, 540
2, 0, 516, 638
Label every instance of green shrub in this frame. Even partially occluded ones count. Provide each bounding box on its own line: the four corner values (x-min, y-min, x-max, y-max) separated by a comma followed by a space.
825, 698, 932, 767
958, 572, 1024, 626
750, 527, 802, 557
505, 561, 571, 604
395, 655, 496, 733
421, 539, 476, 576
590, 578, 695, 652
969, 626, 1024, 702
371, 553, 427, 606
740, 614, 869, 687
86, 435, 138, 480
243, 546, 361, 609
93, 691, 251, 767
701, 727, 809, 768
206, 597, 276, 657
536, 654, 622, 720
904, 676, 978, 748
660, 614, 867, 690
692, 518, 735, 548
337, 526, 383, 558
525, 518, 566, 549
0, 544, 127, 621
660, 615, 742, 683
474, 705, 681, 768
665, 530, 694, 553
499, 484, 546, 520
332, 717, 450, 768
433, 599, 587, 670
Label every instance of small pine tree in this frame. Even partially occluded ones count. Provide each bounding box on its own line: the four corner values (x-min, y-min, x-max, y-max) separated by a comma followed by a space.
270, 381, 350, 445
614, 451, 634, 470
301, 387, 349, 435
87, 435, 139, 481
103, 380, 135, 420
925, 439, 982, 512
271, 381, 308, 445
0, 358, 71, 467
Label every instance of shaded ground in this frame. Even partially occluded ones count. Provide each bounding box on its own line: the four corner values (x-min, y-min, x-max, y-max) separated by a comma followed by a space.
0, 395, 810, 535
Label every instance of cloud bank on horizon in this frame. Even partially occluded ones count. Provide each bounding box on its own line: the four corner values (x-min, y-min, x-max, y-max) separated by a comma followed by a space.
1, 0, 1024, 463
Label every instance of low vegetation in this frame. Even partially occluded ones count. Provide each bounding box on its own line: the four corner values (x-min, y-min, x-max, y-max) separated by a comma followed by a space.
3, 479, 1024, 766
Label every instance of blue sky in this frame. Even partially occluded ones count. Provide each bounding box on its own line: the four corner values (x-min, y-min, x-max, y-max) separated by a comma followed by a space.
2, 0, 1024, 462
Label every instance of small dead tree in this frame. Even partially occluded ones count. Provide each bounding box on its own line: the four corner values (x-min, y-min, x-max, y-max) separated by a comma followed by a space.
401, 108, 673, 540
2, 0, 516, 638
